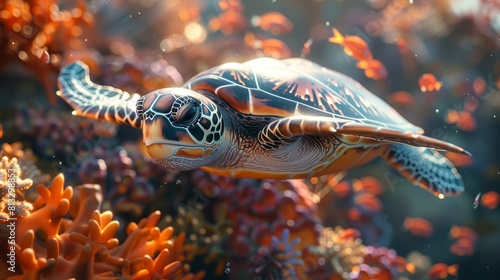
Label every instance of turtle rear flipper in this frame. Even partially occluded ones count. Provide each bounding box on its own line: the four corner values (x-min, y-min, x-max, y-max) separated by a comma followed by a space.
57, 61, 142, 128
383, 144, 464, 197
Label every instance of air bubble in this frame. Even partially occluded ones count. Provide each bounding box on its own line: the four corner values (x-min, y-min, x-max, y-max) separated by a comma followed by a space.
176, 179, 181, 185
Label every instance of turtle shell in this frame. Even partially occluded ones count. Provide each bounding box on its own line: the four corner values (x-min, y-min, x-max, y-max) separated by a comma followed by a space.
185, 57, 422, 134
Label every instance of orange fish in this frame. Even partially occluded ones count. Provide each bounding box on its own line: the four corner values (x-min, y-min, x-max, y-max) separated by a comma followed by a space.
428, 263, 459, 279
356, 59, 387, 80
218, 0, 244, 11
444, 109, 477, 132
354, 193, 382, 212
450, 238, 475, 256
339, 228, 361, 240
449, 225, 477, 256
418, 73, 442, 92
449, 225, 477, 242
395, 38, 411, 54
456, 111, 476, 132
209, 10, 248, 34
254, 38, 292, 59
252, 11, 293, 35
445, 151, 473, 167
329, 28, 373, 61
352, 177, 383, 195
480, 191, 499, 210
473, 77, 486, 95
0, 123, 3, 139
463, 96, 479, 112
388, 91, 414, 106
347, 207, 362, 221
331, 181, 351, 197
403, 217, 434, 237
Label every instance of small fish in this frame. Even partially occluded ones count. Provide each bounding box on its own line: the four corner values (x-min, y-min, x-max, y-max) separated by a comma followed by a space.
403, 217, 434, 237
480, 191, 499, 210
428, 263, 459, 279
395, 38, 411, 54
251, 11, 293, 35
473, 77, 486, 95
339, 228, 361, 240
450, 237, 475, 256
301, 38, 313, 58
418, 73, 442, 92
449, 225, 477, 242
356, 59, 387, 80
456, 111, 477, 132
388, 91, 414, 106
445, 151, 473, 167
330, 181, 352, 197
218, 0, 244, 11
209, 10, 248, 34
253, 38, 292, 59
358, 176, 384, 195
329, 28, 373, 61
474, 193, 481, 209
354, 193, 382, 212
444, 109, 477, 132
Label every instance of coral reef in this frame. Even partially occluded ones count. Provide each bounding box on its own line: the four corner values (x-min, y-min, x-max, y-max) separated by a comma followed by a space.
3, 173, 203, 279
0, 156, 33, 222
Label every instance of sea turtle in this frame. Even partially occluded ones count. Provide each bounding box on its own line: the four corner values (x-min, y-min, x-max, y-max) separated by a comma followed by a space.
57, 57, 469, 197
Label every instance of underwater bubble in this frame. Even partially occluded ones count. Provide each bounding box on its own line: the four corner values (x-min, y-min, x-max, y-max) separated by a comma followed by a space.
435, 109, 440, 113
176, 179, 181, 185
224, 268, 230, 274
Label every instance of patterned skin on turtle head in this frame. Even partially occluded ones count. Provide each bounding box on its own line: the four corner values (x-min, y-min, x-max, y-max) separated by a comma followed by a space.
137, 88, 224, 170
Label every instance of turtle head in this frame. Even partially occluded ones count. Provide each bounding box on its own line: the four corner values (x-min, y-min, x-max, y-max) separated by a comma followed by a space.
136, 88, 224, 170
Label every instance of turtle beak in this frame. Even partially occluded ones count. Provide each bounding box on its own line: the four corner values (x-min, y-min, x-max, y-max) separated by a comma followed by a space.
146, 143, 176, 160
143, 118, 176, 160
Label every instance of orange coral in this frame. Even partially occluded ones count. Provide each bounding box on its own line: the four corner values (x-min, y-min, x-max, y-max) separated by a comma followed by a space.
8, 174, 202, 279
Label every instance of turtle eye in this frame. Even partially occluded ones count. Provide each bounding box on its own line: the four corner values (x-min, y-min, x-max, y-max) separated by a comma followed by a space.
172, 100, 201, 125
136, 96, 145, 120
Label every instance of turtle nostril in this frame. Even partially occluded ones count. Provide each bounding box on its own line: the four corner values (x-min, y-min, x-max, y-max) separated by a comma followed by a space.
136, 96, 145, 120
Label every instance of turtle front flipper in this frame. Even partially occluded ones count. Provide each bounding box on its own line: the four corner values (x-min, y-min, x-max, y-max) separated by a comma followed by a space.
258, 116, 469, 155
383, 144, 464, 197
57, 61, 142, 128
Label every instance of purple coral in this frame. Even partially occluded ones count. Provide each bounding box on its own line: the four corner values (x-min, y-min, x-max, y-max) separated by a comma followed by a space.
250, 228, 303, 279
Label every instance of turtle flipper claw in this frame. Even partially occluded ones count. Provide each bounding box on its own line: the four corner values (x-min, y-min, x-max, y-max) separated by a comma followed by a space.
57, 61, 142, 128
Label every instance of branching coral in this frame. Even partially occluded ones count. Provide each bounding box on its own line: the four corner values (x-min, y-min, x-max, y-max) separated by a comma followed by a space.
0, 142, 51, 188
8, 173, 203, 279
0, 156, 33, 222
